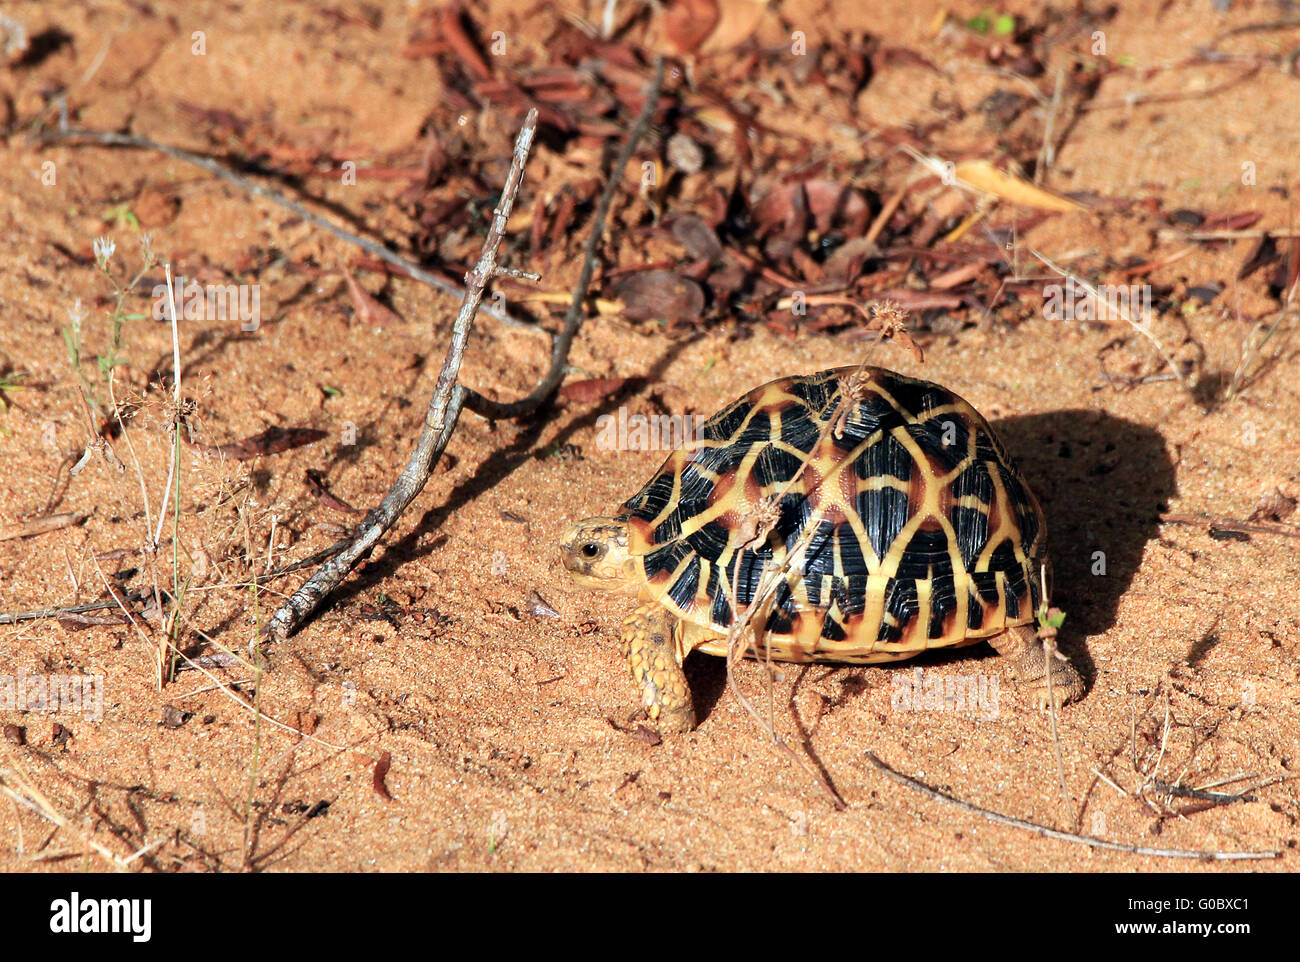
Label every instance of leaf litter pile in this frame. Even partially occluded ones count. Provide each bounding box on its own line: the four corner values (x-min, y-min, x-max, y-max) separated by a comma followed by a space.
0, 0, 1297, 871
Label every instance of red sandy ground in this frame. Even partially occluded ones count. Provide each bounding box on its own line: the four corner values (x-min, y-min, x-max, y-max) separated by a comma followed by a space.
0, 0, 1296, 870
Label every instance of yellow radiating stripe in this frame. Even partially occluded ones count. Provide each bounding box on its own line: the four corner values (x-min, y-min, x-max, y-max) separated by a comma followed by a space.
974, 462, 1009, 571
993, 570, 1009, 629
863, 573, 890, 650
912, 578, 932, 648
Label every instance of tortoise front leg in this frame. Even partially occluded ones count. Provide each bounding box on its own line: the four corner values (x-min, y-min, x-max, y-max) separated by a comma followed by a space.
622, 603, 695, 733
989, 624, 1085, 710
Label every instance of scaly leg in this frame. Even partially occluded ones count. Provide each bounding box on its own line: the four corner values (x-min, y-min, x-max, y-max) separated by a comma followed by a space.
988, 624, 1085, 710
622, 603, 694, 733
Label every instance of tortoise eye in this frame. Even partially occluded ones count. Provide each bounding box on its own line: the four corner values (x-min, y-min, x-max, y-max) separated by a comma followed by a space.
580, 542, 601, 559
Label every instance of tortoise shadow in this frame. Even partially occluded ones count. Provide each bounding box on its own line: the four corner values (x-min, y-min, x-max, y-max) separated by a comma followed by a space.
982, 408, 1176, 687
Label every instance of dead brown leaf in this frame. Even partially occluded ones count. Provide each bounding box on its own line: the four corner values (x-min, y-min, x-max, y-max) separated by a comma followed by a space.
343, 269, 403, 327
373, 751, 393, 801
614, 271, 706, 324
190, 426, 328, 460
1248, 486, 1297, 523
558, 377, 632, 404
305, 469, 364, 515
662, 0, 721, 55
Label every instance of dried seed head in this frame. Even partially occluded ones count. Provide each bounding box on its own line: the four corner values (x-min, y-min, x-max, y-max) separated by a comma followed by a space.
736, 495, 781, 549
833, 363, 873, 439
869, 300, 924, 362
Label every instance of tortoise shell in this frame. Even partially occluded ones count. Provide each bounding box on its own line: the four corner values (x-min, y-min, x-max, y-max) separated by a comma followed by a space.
619, 366, 1048, 663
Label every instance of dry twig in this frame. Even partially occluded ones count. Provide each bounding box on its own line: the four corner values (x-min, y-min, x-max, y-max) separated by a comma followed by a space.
1031, 248, 1189, 389
264, 108, 541, 640
865, 752, 1280, 861
268, 57, 666, 639
0, 512, 88, 542
33, 125, 540, 333
461, 56, 666, 419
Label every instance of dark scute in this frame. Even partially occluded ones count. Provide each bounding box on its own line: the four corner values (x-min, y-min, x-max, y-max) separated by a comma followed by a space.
857, 485, 910, 568
692, 439, 749, 477
999, 465, 1040, 546
830, 574, 868, 616
651, 506, 684, 543
838, 525, 868, 578
685, 519, 731, 563
774, 492, 815, 547
832, 391, 895, 448
737, 410, 772, 446
853, 431, 912, 483
651, 496, 712, 545
666, 555, 702, 610
879, 620, 902, 643
706, 495, 815, 614
949, 505, 989, 570
710, 587, 734, 628
1004, 570, 1027, 621
884, 578, 920, 629
971, 571, 1001, 603
729, 547, 764, 607
820, 614, 848, 641
894, 528, 953, 582
678, 463, 716, 504
797, 518, 839, 582
917, 412, 973, 463
806, 571, 823, 608
879, 375, 954, 420
765, 590, 796, 636
642, 541, 693, 582
704, 559, 720, 599
754, 443, 805, 485
966, 592, 985, 630
786, 373, 840, 415
988, 539, 1019, 575
951, 462, 993, 503
702, 398, 750, 442
905, 421, 967, 472
927, 571, 958, 639
856, 393, 910, 442
625, 471, 676, 520
778, 405, 823, 450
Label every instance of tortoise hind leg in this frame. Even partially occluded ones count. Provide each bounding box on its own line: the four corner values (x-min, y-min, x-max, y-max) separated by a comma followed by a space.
622, 603, 695, 733
989, 624, 1084, 710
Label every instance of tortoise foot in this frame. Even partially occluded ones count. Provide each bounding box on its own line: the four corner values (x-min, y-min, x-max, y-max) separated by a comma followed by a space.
990, 624, 1085, 710
622, 603, 695, 733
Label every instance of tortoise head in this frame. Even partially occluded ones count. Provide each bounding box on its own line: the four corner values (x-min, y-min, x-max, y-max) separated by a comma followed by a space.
560, 517, 637, 593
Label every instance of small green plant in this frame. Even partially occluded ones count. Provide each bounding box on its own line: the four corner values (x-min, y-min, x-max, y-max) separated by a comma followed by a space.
0, 370, 26, 435
965, 10, 1016, 35
0, 370, 24, 412
101, 203, 140, 231
62, 232, 157, 416
1037, 605, 1066, 632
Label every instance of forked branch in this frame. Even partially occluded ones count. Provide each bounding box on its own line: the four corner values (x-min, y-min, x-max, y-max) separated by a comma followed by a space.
265, 109, 541, 640
268, 55, 666, 639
